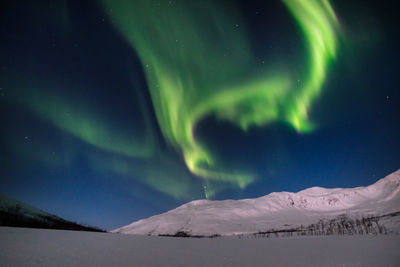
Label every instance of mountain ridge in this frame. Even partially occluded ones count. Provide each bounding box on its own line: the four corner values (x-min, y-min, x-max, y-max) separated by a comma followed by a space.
114, 170, 400, 236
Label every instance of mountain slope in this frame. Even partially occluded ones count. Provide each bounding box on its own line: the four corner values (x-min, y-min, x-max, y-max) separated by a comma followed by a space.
0, 193, 104, 232
114, 170, 400, 236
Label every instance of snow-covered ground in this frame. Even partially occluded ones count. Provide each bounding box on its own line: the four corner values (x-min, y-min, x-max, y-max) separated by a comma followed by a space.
115, 170, 400, 236
0, 226, 399, 267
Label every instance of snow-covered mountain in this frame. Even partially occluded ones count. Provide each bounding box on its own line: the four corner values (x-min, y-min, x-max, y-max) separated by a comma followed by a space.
114, 170, 400, 236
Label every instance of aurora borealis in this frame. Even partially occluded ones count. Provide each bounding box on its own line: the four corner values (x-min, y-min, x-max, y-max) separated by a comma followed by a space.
1, 0, 399, 229
101, 0, 340, 190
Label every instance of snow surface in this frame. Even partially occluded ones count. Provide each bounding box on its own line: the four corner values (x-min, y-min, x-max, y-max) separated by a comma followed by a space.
114, 170, 400, 236
1, 226, 399, 267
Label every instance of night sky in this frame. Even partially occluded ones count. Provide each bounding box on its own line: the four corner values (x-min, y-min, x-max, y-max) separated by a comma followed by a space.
1, 0, 399, 230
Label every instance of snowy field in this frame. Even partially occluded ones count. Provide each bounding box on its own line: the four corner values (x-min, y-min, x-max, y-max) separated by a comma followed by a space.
0, 227, 399, 267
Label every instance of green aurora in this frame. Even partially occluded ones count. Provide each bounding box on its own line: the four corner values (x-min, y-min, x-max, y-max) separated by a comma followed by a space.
5, 0, 341, 199
2, 0, 399, 230
100, 0, 340, 193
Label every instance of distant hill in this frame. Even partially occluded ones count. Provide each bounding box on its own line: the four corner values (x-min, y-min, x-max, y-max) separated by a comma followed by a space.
0, 193, 104, 232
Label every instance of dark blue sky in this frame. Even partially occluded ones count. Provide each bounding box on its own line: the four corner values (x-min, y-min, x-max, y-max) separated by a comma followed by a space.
1, 0, 399, 230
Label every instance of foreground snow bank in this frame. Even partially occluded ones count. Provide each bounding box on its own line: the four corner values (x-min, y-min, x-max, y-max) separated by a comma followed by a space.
1, 227, 399, 267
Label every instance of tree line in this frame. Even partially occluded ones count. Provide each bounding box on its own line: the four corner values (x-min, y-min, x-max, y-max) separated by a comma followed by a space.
239, 212, 400, 238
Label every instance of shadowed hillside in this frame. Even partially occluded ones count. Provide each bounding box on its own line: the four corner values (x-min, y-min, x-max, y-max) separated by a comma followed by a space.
0, 193, 104, 232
